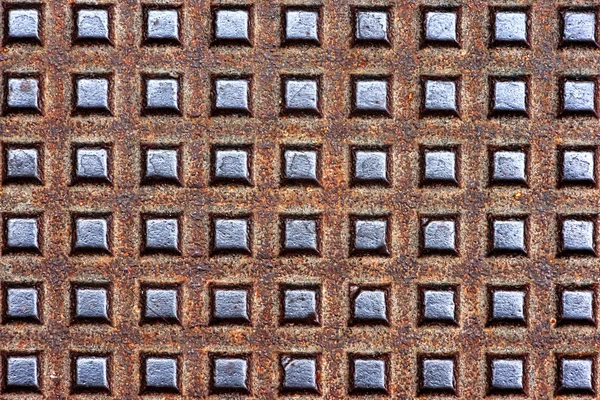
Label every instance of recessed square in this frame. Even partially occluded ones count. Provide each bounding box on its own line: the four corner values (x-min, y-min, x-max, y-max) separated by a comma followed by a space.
281, 355, 318, 394
282, 217, 319, 254
211, 357, 249, 393
214, 9, 250, 44
353, 149, 389, 186
421, 218, 457, 255
5, 217, 40, 253
6, 77, 41, 113
490, 289, 526, 325
562, 80, 596, 115
424, 10, 458, 45
73, 217, 110, 254
74, 356, 109, 393
283, 78, 319, 114
213, 218, 250, 254
562, 150, 595, 185
75, 77, 110, 113
282, 148, 319, 185
353, 79, 389, 115
423, 79, 458, 116
144, 78, 180, 113
490, 358, 524, 394
562, 11, 597, 45
5, 147, 41, 184
144, 148, 179, 184
75, 148, 110, 182
143, 356, 179, 393
212, 287, 250, 324
144, 217, 180, 254
7, 8, 41, 43
146, 9, 180, 42
213, 148, 251, 184
352, 218, 389, 256
76, 8, 110, 42
213, 79, 250, 114
560, 288, 595, 324
355, 10, 389, 44
351, 357, 388, 394
491, 219, 526, 254
282, 287, 319, 325
559, 358, 594, 394
285, 9, 319, 43
492, 80, 527, 115
561, 218, 595, 255
5, 286, 40, 322
5, 355, 39, 392
74, 286, 109, 322
422, 149, 457, 185
351, 287, 388, 325
493, 10, 528, 45
143, 287, 179, 323
420, 358, 456, 394
492, 150, 527, 185
421, 288, 457, 324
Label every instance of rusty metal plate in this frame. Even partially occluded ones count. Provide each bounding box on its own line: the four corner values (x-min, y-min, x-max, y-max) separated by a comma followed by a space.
1, 0, 600, 398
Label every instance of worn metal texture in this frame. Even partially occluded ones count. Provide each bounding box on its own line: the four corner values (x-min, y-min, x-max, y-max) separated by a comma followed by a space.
1, 0, 600, 398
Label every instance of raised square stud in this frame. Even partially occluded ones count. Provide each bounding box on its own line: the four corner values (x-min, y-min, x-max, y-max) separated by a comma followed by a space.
558, 357, 594, 394
561, 150, 595, 185
282, 287, 319, 325
559, 288, 595, 325
6, 77, 41, 113
282, 217, 319, 255
74, 286, 109, 322
421, 218, 457, 255
491, 218, 526, 255
5, 147, 41, 184
422, 149, 457, 185
146, 9, 180, 43
282, 148, 319, 185
351, 287, 388, 325
353, 78, 389, 116
143, 217, 180, 254
562, 11, 597, 46
423, 79, 458, 116
214, 8, 250, 44
420, 288, 457, 325
492, 150, 527, 185
281, 355, 318, 394
562, 80, 597, 116
352, 217, 389, 256
284, 9, 319, 44
492, 79, 528, 116
6, 8, 41, 43
353, 149, 389, 186
420, 357, 456, 394
5, 217, 40, 253
5, 355, 39, 392
143, 287, 179, 323
489, 288, 526, 325
493, 10, 528, 46
75, 8, 110, 43
73, 217, 110, 254
5, 286, 40, 322
423, 9, 458, 46
489, 358, 525, 394
350, 357, 388, 394
211, 356, 249, 394
144, 148, 179, 184
355, 9, 389, 44
283, 78, 319, 114
74, 77, 110, 114
213, 78, 250, 115
561, 218, 595, 255
212, 218, 250, 254
73, 356, 109, 393
144, 78, 180, 114
212, 287, 250, 324
213, 148, 251, 184
74, 148, 110, 183
143, 356, 179, 393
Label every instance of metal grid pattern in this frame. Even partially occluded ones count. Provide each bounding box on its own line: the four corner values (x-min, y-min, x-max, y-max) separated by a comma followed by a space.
0, 0, 600, 398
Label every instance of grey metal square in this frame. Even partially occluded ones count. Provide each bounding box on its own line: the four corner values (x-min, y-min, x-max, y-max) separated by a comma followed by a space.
145, 78, 179, 112
492, 151, 526, 184
424, 11, 457, 43
355, 10, 389, 43
561, 290, 594, 323
283, 149, 318, 183
6, 355, 39, 390
144, 218, 179, 253
563, 80, 596, 114
7, 78, 40, 111
563, 12, 596, 44
213, 218, 250, 253
8, 9, 40, 41
144, 288, 179, 322
213, 357, 248, 392
214, 9, 249, 42
145, 357, 178, 391
492, 219, 526, 253
6, 287, 39, 321
560, 358, 593, 391
76, 9, 110, 41
352, 358, 387, 392
354, 79, 389, 113
145, 149, 179, 182
284, 79, 318, 112
424, 80, 457, 114
75, 356, 109, 391
74, 218, 109, 252
422, 289, 456, 323
214, 79, 250, 113
74, 287, 109, 321
353, 219, 388, 255
147, 10, 179, 41
283, 218, 318, 253
75, 148, 109, 181
6, 217, 39, 252
491, 359, 524, 392
494, 11, 528, 43
75, 78, 109, 111
422, 219, 456, 253
283, 288, 318, 324
281, 356, 318, 393
493, 81, 527, 113
285, 10, 319, 42
562, 150, 595, 184
562, 219, 595, 254
353, 289, 387, 323
423, 150, 457, 184
354, 150, 388, 184
422, 359, 455, 391
491, 290, 525, 322
213, 288, 249, 323
214, 149, 250, 183
6, 148, 40, 182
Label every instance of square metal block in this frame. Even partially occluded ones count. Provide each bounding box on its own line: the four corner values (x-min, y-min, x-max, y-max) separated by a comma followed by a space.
213, 288, 249, 323
422, 219, 456, 253
562, 150, 595, 184
353, 289, 387, 323
75, 356, 109, 391
145, 357, 178, 391
283, 149, 318, 183
281, 356, 318, 392
354, 80, 388, 113
423, 150, 457, 184
353, 219, 388, 254
145, 79, 179, 111
144, 288, 179, 322
355, 10, 389, 42
214, 10, 249, 42
75, 78, 109, 111
563, 12, 596, 44
422, 289, 456, 323
492, 151, 526, 184
491, 290, 525, 322
75, 287, 109, 321
352, 358, 387, 392
7, 78, 40, 111
422, 359, 455, 391
214, 149, 250, 183
144, 218, 179, 253
214, 79, 250, 113
492, 219, 525, 253
74, 218, 109, 252
354, 150, 388, 184
494, 11, 528, 43
284, 79, 318, 112
283, 288, 318, 324
493, 81, 527, 113
6, 287, 39, 320
76, 9, 110, 41
283, 218, 318, 253
75, 148, 109, 181
145, 149, 179, 181
563, 81, 596, 113
8, 9, 40, 41
491, 359, 524, 392
212, 358, 249, 392
561, 290, 594, 323
6, 355, 39, 390
147, 10, 179, 41
562, 219, 595, 253
424, 80, 457, 113
424, 11, 457, 43
560, 358, 593, 391
6, 148, 40, 181
213, 218, 250, 253
6, 218, 39, 251
285, 10, 319, 42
